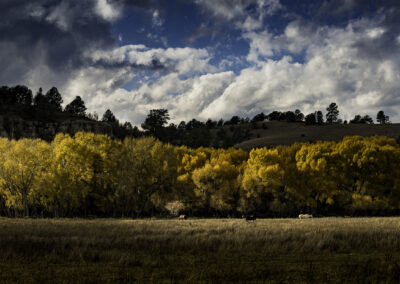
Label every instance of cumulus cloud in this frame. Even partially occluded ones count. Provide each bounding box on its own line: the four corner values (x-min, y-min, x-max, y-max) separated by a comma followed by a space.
102, 9, 400, 125
86, 45, 215, 74
204, 15, 400, 121
2, 0, 400, 126
95, 0, 122, 21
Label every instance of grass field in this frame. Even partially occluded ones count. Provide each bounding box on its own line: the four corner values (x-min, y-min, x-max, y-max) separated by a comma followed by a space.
235, 121, 400, 150
1, 217, 400, 283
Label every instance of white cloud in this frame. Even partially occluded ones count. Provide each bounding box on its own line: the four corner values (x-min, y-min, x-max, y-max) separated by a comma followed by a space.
61, 9, 400, 125
366, 27, 385, 39
241, 16, 263, 31
87, 45, 215, 75
95, 0, 121, 22
195, 0, 282, 21
152, 9, 163, 27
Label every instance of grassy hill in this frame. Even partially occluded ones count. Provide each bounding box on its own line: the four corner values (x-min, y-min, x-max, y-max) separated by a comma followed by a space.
234, 121, 400, 150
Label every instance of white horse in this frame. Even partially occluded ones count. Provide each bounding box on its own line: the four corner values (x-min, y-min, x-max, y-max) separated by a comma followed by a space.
178, 214, 187, 220
298, 214, 313, 219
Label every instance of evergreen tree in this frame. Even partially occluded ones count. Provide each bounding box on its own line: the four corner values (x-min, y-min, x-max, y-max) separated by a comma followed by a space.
65, 96, 87, 116
316, 111, 324, 124
33, 88, 48, 107
326, 102, 339, 123
141, 109, 170, 134
377, 110, 389, 124
305, 113, 317, 125
11, 85, 33, 106
102, 109, 117, 123
294, 109, 304, 122
45, 87, 63, 111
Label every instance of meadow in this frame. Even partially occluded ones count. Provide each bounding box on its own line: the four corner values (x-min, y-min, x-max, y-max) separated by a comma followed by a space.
1, 217, 400, 283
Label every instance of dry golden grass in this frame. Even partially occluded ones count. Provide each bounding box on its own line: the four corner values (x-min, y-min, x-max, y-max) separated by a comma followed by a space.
1, 217, 400, 282
236, 121, 400, 150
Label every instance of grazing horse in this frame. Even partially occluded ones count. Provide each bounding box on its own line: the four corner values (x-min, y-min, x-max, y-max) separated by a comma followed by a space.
245, 215, 256, 221
178, 214, 187, 220
298, 214, 313, 219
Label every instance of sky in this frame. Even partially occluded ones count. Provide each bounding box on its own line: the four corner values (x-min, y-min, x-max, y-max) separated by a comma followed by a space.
1, 0, 400, 125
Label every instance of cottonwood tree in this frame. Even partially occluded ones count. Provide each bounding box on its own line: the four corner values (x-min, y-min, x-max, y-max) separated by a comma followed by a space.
115, 137, 177, 217
192, 149, 247, 214
0, 139, 50, 217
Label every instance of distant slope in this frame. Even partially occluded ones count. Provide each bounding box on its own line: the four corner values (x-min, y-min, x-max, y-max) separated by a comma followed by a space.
235, 121, 400, 150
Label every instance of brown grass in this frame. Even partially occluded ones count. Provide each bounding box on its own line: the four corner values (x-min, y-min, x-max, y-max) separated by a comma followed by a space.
1, 217, 400, 282
236, 121, 400, 150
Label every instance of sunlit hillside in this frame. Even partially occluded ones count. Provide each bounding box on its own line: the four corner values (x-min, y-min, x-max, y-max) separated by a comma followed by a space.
235, 121, 400, 150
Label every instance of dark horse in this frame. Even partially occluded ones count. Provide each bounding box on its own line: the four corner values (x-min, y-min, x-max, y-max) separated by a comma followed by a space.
245, 215, 256, 221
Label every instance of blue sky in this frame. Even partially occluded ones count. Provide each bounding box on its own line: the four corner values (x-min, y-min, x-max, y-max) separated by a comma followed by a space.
1, 0, 400, 125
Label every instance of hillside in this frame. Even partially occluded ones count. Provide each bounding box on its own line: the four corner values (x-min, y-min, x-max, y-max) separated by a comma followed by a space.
235, 121, 400, 150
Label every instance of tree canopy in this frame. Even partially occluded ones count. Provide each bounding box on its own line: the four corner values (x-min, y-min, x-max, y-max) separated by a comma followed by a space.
0, 134, 398, 218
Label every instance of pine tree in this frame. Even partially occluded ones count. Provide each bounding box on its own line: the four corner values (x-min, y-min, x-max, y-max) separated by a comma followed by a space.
102, 109, 117, 123
45, 87, 63, 111
326, 102, 339, 123
377, 110, 389, 124
65, 96, 87, 116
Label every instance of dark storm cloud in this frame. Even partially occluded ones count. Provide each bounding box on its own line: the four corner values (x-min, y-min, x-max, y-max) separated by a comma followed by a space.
0, 0, 155, 87
91, 57, 166, 70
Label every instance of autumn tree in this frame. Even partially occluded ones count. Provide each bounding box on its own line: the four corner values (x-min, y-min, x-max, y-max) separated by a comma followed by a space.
192, 148, 248, 215
241, 148, 284, 214
0, 139, 50, 216
115, 137, 177, 217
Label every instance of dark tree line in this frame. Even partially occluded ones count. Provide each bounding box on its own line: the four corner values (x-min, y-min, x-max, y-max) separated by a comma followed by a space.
0, 85, 139, 140
0, 85, 394, 148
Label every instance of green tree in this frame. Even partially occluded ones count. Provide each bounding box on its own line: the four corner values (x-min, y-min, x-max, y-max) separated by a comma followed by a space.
33, 88, 47, 107
102, 109, 117, 123
377, 110, 389, 124
305, 113, 316, 125
326, 102, 339, 123
316, 111, 324, 124
11, 85, 33, 107
294, 109, 304, 122
45, 87, 63, 111
142, 109, 170, 132
65, 96, 87, 116
141, 109, 170, 139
